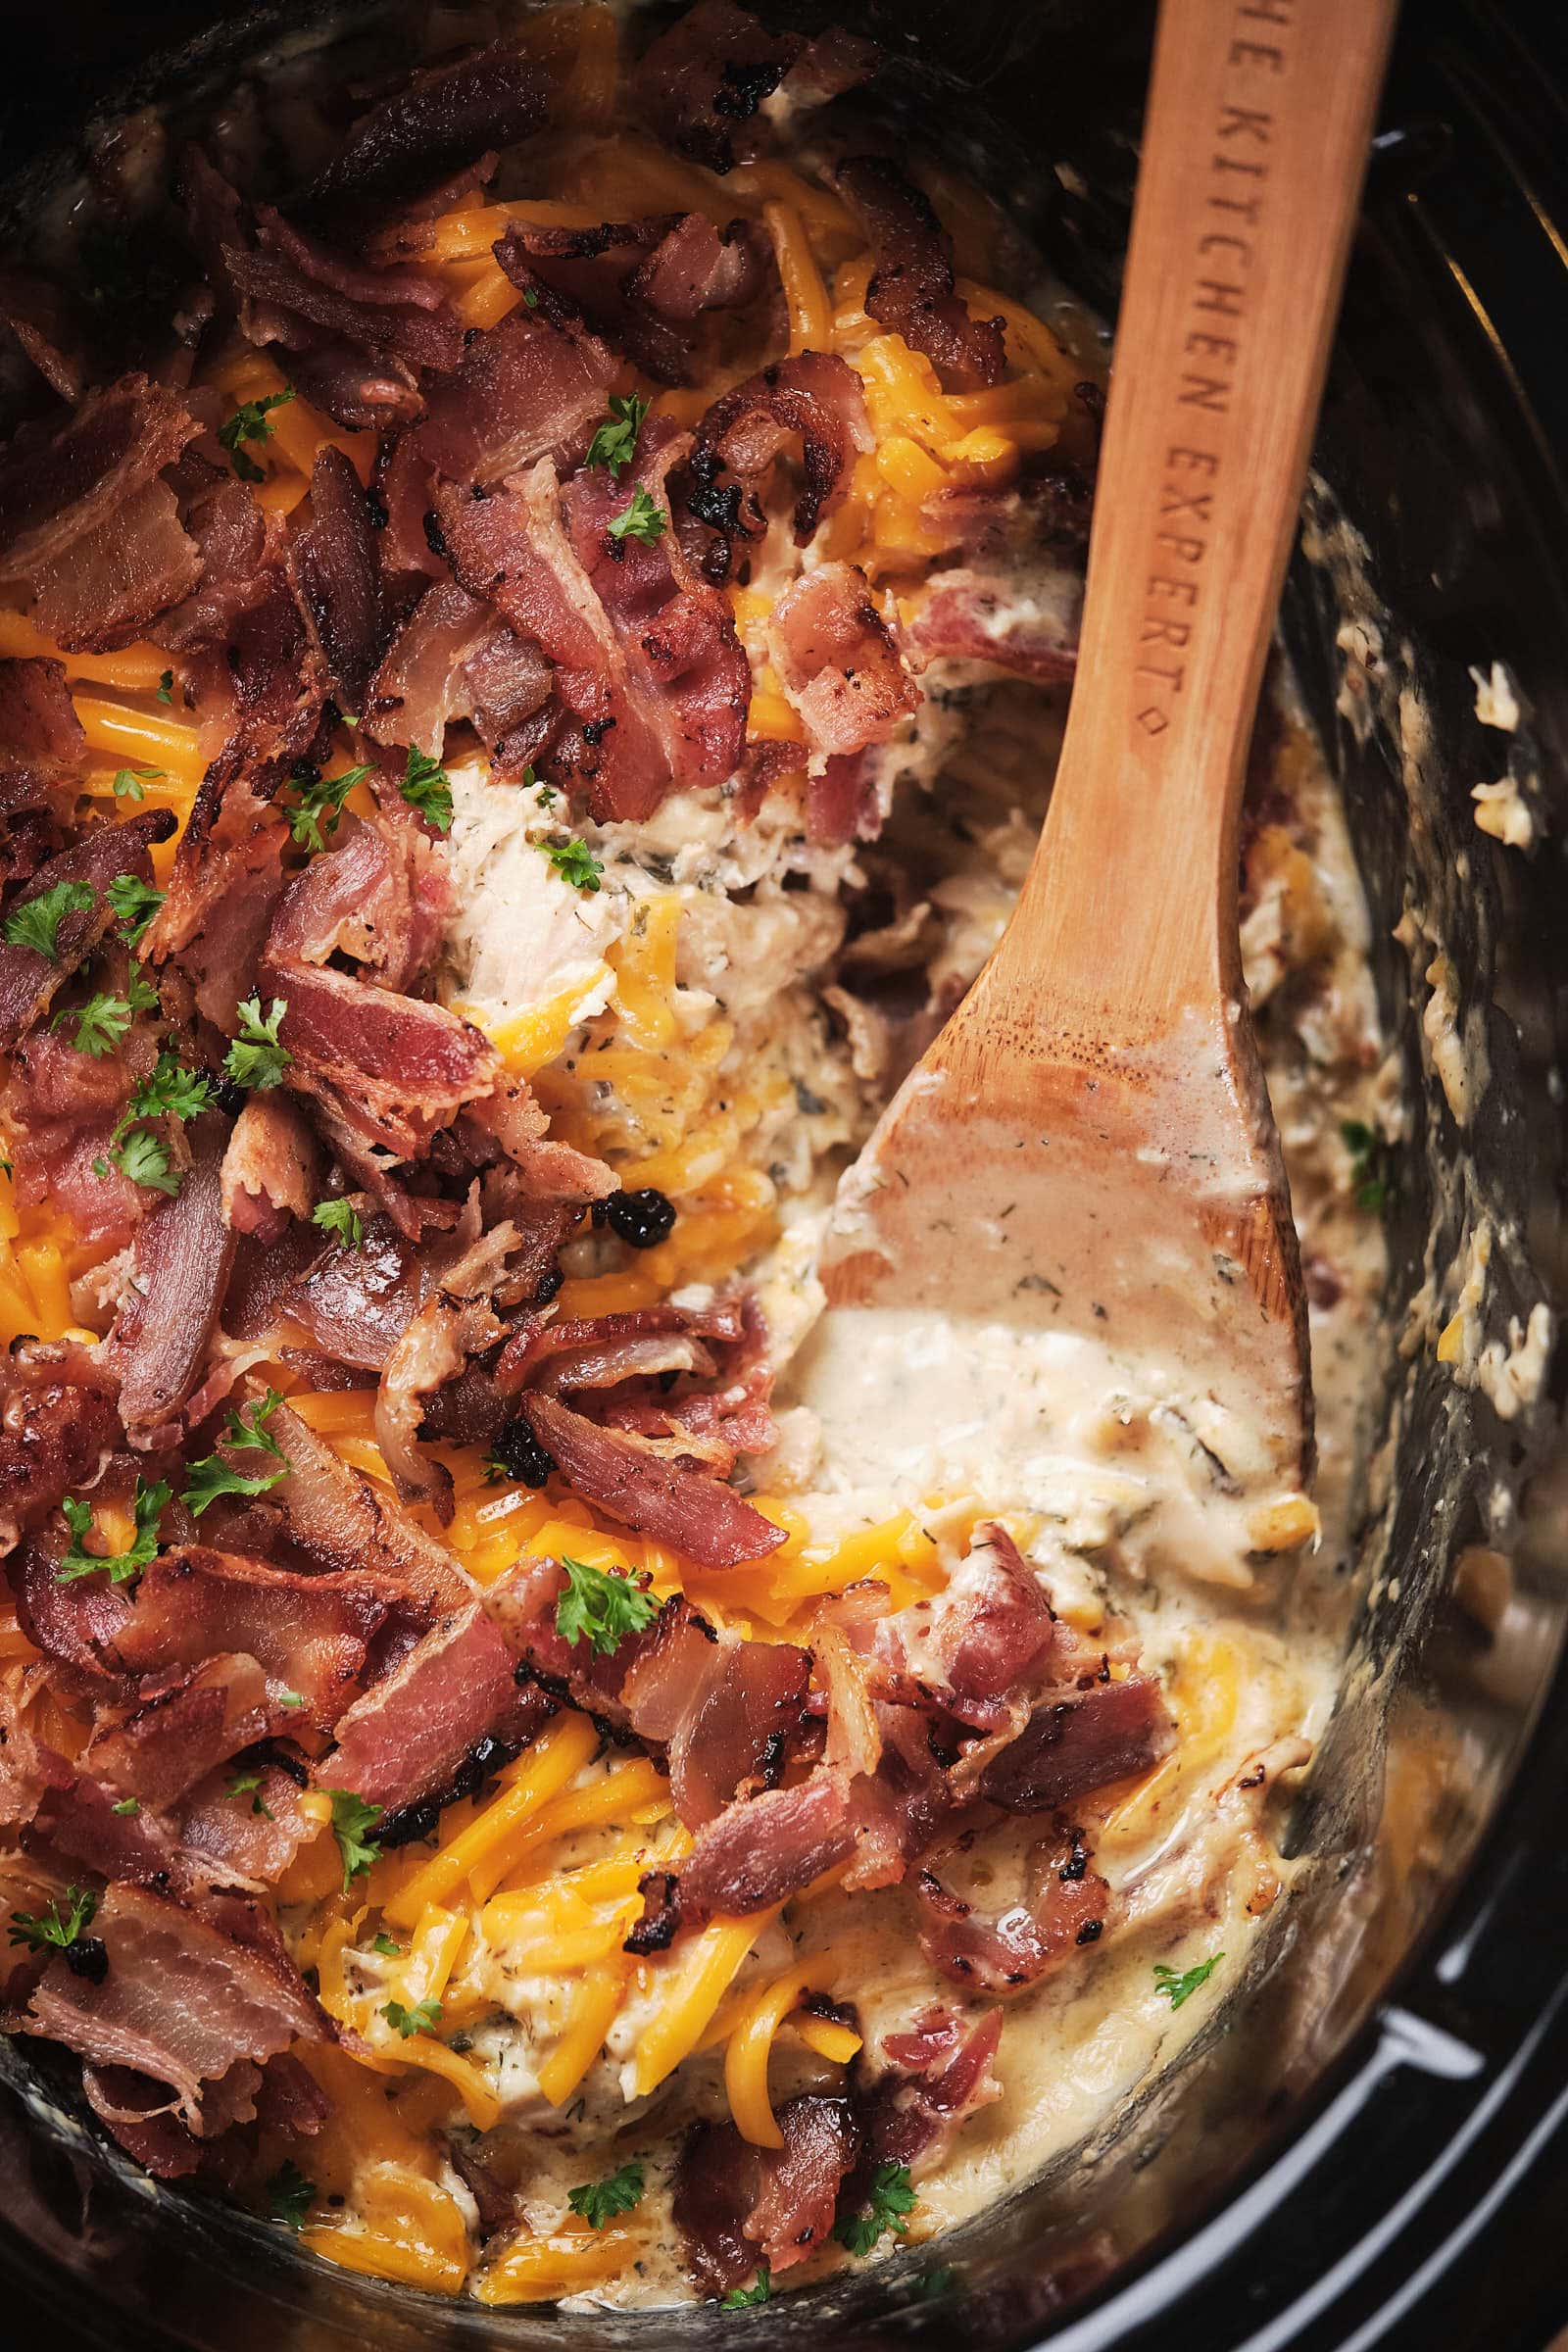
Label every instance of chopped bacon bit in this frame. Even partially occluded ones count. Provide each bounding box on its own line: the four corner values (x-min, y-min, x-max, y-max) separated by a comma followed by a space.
672, 1770, 854, 1920
495, 214, 770, 385
766, 561, 920, 759
0, 1344, 122, 1557
688, 352, 872, 564
287, 447, 383, 712
267, 810, 449, 993
264, 957, 501, 1159
674, 2093, 860, 2292
908, 474, 1090, 682
311, 41, 549, 213
916, 1827, 1110, 1993
375, 1218, 533, 1519
521, 1394, 786, 1568
859, 2006, 1003, 2174
836, 156, 1006, 392
220, 1094, 318, 1244
635, 0, 803, 175
320, 1601, 545, 1813
977, 1673, 1173, 1811
104, 1113, 237, 1448
0, 808, 174, 1049
267, 1396, 470, 1616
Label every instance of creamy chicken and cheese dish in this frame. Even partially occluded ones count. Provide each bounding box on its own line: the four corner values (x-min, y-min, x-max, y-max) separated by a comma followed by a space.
0, 0, 1388, 2311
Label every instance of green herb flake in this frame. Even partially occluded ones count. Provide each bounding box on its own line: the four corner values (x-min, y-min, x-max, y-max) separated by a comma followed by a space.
106, 873, 165, 949
540, 837, 604, 895
327, 1788, 384, 1889
7, 1883, 98, 1955
156, 669, 174, 706
219, 388, 295, 483
182, 1388, 286, 1517
607, 484, 667, 546
50, 970, 158, 1058
286, 762, 375, 857
721, 2266, 771, 2307
110, 1127, 181, 1198
371, 1933, 400, 1958
226, 1768, 274, 1822
398, 744, 454, 834
586, 393, 651, 480
268, 2160, 317, 2231
381, 1996, 443, 2039
3, 879, 95, 962
277, 1689, 306, 1710
224, 995, 291, 1092
1152, 1952, 1223, 2010
312, 1198, 364, 1250
1341, 1118, 1394, 1214
56, 1476, 170, 1586
566, 2160, 645, 2230
834, 2161, 915, 2257
112, 1797, 140, 1817
555, 1556, 659, 1658
122, 1044, 212, 1129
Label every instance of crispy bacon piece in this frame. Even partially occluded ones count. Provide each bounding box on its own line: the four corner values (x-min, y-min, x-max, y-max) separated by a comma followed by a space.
104, 1112, 235, 1447
836, 156, 1006, 392
907, 474, 1089, 680
287, 446, 383, 711
220, 1094, 318, 1244
311, 41, 549, 211
977, 1673, 1173, 1811
619, 1607, 809, 1827
766, 561, 920, 758
916, 1827, 1109, 1993
0, 655, 86, 809
264, 957, 501, 1157
22, 1884, 326, 2136
0, 373, 203, 651
0, 1344, 122, 1557
375, 1219, 531, 1518
930, 1523, 1061, 1732
267, 812, 448, 992
398, 289, 616, 501
0, 808, 174, 1049
0, 267, 88, 402
159, 468, 280, 655
267, 1396, 470, 1615
673, 1771, 854, 1919
283, 1217, 425, 1373
495, 214, 769, 384
221, 201, 466, 378
319, 1600, 540, 1813
32, 1764, 207, 1898
366, 579, 493, 757
688, 352, 871, 564
859, 2006, 1003, 2174
174, 1763, 317, 1889
521, 1395, 785, 1568
635, 1, 802, 175
674, 2094, 860, 2293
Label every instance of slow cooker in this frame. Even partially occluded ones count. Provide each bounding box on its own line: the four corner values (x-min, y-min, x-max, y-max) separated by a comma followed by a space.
1, 0, 1565, 2345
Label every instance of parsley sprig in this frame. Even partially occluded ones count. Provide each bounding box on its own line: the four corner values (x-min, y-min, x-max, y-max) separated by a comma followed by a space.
312, 1198, 364, 1250
56, 1476, 170, 1585
268, 2160, 317, 2231
224, 996, 291, 1091
722, 2266, 771, 2307
835, 2161, 915, 2256
112, 764, 163, 804
540, 837, 604, 895
3, 879, 94, 962
327, 1788, 383, 1889
607, 484, 667, 546
182, 1389, 286, 1517
94, 1044, 214, 1197
381, 1996, 443, 2039
555, 1556, 658, 1658
586, 393, 650, 479
106, 874, 164, 949
8, 1884, 98, 1954
285, 762, 374, 856
398, 745, 454, 834
219, 388, 294, 483
1152, 1952, 1223, 2010
226, 1768, 274, 1822
156, 669, 173, 707
1341, 1119, 1394, 1214
567, 2160, 645, 2230
50, 968, 159, 1057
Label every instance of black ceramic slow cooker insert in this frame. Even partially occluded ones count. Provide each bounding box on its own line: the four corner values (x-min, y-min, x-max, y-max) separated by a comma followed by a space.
0, 2, 1565, 2347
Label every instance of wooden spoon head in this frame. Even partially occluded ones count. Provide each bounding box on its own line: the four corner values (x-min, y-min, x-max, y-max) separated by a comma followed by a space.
811, 975, 1311, 1539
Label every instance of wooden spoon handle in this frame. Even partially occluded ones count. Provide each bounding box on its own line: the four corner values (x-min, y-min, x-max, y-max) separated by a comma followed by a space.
1000, 0, 1396, 1035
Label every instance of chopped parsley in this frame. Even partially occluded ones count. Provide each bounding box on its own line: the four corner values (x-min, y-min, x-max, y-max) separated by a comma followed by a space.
371, 1932, 400, 1958
123, 1044, 212, 1129
104, 1128, 181, 1198
3, 878, 95, 962
112, 764, 163, 804
112, 1797, 140, 1818
226, 1768, 274, 1822
834, 2161, 915, 2256
566, 2159, 644, 2230
50, 969, 159, 1057
586, 393, 650, 479
312, 1198, 364, 1250
721, 2267, 771, 2307
540, 836, 604, 895
1341, 1118, 1394, 1214
285, 762, 374, 856
8, 1884, 98, 1955
56, 1476, 170, 1585
398, 744, 454, 834
219, 388, 294, 484
106, 873, 164, 948
268, 2160, 317, 2231
607, 484, 667, 546
327, 1788, 383, 1888
277, 1689, 306, 1710
156, 669, 173, 706
555, 1556, 658, 1658
181, 1388, 286, 1517
381, 1996, 443, 2039
522, 286, 539, 309
224, 995, 291, 1092
1152, 1952, 1223, 2010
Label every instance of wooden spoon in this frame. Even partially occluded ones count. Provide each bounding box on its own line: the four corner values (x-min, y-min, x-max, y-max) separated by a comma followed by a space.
805, 0, 1396, 1552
